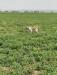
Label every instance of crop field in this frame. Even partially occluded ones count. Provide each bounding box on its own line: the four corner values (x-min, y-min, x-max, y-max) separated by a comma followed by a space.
0, 12, 57, 75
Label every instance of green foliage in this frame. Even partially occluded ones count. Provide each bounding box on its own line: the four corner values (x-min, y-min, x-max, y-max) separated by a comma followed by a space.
0, 12, 57, 75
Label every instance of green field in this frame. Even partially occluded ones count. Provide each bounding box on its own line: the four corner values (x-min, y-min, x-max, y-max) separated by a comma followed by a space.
0, 12, 57, 75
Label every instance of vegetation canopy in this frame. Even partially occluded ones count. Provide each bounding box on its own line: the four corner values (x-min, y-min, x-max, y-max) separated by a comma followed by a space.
0, 12, 57, 75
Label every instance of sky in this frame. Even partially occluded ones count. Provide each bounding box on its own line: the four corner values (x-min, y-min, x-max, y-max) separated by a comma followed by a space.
0, 0, 57, 11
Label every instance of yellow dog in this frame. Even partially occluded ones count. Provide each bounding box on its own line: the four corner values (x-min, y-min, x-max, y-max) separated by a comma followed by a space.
26, 26, 38, 33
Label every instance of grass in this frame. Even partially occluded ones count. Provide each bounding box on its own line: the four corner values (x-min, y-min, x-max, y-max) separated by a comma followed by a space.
0, 12, 57, 75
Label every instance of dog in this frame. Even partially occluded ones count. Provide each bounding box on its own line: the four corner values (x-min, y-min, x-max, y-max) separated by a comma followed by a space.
26, 26, 38, 33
